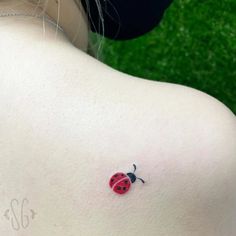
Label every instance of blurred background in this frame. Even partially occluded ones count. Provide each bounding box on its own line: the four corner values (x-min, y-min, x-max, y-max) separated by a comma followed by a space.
90, 0, 236, 114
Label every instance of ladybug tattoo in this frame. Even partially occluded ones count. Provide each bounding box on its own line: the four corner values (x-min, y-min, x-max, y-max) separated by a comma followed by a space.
109, 164, 145, 195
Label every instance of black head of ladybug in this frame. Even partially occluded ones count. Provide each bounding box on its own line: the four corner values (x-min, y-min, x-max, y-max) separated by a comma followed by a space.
127, 164, 145, 184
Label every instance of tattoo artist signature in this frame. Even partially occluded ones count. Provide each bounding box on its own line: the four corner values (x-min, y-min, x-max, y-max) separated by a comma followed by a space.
3, 198, 36, 231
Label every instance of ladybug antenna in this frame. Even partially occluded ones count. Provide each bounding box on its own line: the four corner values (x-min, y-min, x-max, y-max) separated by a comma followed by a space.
137, 177, 145, 184
133, 164, 137, 173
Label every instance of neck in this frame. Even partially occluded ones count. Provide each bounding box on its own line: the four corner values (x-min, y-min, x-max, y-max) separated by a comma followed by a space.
0, 0, 88, 51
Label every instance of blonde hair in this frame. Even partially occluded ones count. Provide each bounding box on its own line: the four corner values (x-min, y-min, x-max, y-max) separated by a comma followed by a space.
3, 0, 105, 58
73, 0, 105, 59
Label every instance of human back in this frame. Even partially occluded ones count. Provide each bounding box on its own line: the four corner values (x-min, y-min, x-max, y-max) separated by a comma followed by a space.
0, 1, 236, 236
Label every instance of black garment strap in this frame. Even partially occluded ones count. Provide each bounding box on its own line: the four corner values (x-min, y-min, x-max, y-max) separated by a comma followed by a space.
80, 0, 173, 40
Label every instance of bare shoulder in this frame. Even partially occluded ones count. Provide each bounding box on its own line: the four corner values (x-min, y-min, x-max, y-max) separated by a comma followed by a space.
132, 79, 236, 235
0, 45, 235, 235
82, 57, 236, 235
98, 70, 236, 235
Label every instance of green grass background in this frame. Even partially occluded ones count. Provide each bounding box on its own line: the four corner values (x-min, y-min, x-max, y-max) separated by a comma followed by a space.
95, 0, 236, 114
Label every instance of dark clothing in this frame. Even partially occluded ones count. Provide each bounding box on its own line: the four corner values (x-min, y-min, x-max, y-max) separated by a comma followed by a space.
81, 0, 173, 40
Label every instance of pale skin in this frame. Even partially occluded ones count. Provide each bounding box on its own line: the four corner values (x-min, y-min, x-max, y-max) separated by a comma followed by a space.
0, 1, 236, 236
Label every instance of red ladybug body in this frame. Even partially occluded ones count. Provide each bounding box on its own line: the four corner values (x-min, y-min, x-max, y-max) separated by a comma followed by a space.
109, 164, 145, 195
109, 172, 131, 194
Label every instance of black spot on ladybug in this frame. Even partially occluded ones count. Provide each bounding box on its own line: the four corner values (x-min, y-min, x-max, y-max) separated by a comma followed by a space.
124, 180, 128, 184
121, 174, 124, 176
117, 186, 121, 190
111, 179, 114, 182
123, 187, 126, 190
